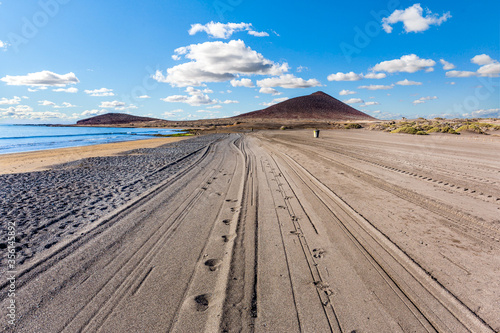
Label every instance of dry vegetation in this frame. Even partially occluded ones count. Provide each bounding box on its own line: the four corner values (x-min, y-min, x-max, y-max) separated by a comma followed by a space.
369, 118, 500, 136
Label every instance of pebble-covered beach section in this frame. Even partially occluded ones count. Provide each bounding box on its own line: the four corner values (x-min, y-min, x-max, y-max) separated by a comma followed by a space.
0, 134, 226, 271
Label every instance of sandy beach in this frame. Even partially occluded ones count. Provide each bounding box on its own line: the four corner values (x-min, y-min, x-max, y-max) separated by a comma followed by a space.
1, 130, 499, 332
0, 137, 189, 174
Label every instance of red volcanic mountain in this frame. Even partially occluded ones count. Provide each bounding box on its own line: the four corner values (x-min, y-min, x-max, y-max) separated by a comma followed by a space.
76, 113, 160, 125
235, 91, 375, 120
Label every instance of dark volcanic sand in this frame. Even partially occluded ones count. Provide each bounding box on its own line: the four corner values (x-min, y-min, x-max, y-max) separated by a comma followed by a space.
0, 134, 226, 272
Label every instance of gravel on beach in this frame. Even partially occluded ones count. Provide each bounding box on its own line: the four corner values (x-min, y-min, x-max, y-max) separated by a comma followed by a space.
0, 134, 227, 271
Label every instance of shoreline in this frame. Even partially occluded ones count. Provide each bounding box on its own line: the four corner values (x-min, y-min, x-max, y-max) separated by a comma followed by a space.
0, 136, 189, 174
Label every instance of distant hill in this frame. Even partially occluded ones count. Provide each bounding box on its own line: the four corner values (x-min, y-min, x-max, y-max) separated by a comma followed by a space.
76, 113, 161, 125
234, 91, 375, 120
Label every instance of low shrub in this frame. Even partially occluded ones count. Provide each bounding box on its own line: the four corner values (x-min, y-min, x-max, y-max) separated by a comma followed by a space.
472, 122, 500, 130
345, 123, 362, 129
441, 126, 459, 134
456, 125, 484, 134
391, 126, 418, 134
419, 124, 433, 131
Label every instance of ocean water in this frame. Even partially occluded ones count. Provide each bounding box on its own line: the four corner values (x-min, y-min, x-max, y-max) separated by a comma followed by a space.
0, 125, 183, 155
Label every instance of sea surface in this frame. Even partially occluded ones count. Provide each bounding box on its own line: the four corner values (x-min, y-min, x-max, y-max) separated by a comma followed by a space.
0, 125, 182, 154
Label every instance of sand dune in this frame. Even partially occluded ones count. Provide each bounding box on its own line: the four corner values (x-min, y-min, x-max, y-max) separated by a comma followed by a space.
1, 131, 498, 332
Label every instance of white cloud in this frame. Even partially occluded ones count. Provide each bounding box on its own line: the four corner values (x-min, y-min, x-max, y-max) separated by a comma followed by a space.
0, 105, 33, 116
189, 22, 249, 38
382, 4, 451, 33
0, 96, 21, 105
0, 40, 6, 49
463, 108, 500, 118
53, 87, 78, 93
445, 70, 477, 78
81, 109, 107, 117
445, 54, 500, 78
98, 100, 136, 110
0, 105, 74, 120
160, 86, 217, 106
439, 59, 455, 70
27, 86, 48, 92
230, 78, 255, 87
477, 62, 500, 77
363, 72, 387, 79
162, 109, 185, 118
38, 100, 56, 106
207, 105, 222, 109
471, 54, 495, 66
260, 97, 289, 106
98, 102, 121, 108
327, 72, 362, 81
413, 96, 437, 104
361, 101, 380, 106
161, 94, 213, 106
154, 40, 288, 87
38, 100, 76, 108
371, 54, 435, 73
344, 98, 364, 104
57, 102, 77, 108
85, 88, 115, 97
259, 87, 282, 95
339, 89, 356, 96
257, 74, 321, 88
0, 70, 79, 86
358, 84, 394, 90
189, 22, 268, 39
221, 100, 239, 104
296, 66, 308, 72
138, 95, 151, 99
396, 79, 422, 86
248, 30, 269, 37
327, 72, 386, 81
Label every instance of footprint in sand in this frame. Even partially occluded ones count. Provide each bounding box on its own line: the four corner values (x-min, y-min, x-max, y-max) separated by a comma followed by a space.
313, 248, 326, 258
194, 294, 211, 312
222, 219, 231, 225
205, 259, 222, 271
221, 234, 235, 243
314, 281, 334, 296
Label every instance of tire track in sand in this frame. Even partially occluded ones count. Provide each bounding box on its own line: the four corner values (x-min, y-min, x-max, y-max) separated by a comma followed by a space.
272, 148, 493, 332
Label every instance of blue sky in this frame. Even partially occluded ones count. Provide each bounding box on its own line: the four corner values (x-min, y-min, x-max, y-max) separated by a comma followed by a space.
0, 0, 499, 123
